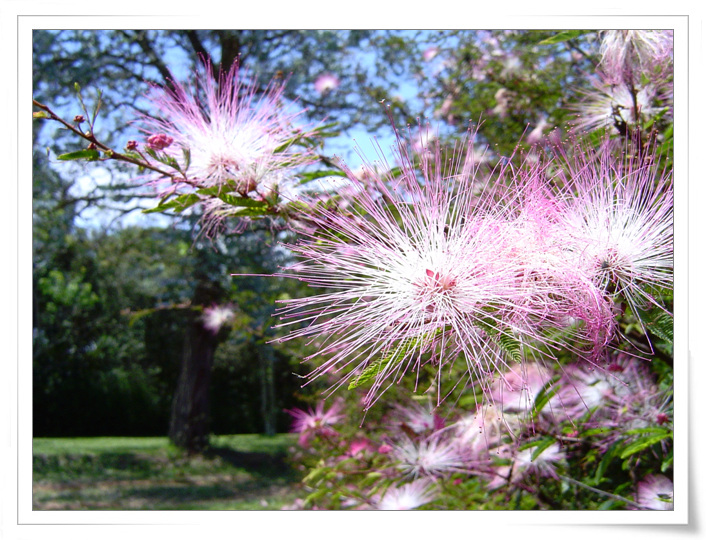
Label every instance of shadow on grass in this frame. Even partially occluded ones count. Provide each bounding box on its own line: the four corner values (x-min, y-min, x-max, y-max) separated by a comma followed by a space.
34, 452, 163, 481
121, 484, 242, 503
203, 445, 294, 480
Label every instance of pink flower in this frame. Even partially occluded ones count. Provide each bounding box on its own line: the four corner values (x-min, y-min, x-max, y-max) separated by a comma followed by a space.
201, 304, 235, 334
635, 474, 674, 510
314, 73, 340, 94
392, 402, 441, 434
569, 76, 664, 135
286, 399, 345, 446
599, 30, 673, 86
554, 137, 673, 332
488, 442, 565, 489
373, 479, 438, 510
272, 128, 575, 410
490, 362, 551, 414
346, 439, 372, 456
138, 61, 316, 231
392, 433, 470, 478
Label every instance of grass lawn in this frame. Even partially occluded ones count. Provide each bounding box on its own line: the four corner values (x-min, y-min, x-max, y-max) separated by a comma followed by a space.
33, 434, 309, 510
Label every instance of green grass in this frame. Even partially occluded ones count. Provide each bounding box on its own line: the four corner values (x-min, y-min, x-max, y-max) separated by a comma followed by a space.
33, 434, 307, 510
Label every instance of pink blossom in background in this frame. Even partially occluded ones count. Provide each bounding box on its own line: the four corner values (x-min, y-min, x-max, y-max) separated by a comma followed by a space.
487, 441, 565, 489
526, 117, 549, 145
314, 73, 340, 94
373, 479, 438, 510
392, 402, 440, 433
201, 304, 235, 334
635, 474, 674, 510
422, 46, 439, 61
286, 399, 345, 446
411, 125, 436, 155
392, 433, 469, 478
598, 30, 673, 86
489, 362, 550, 415
569, 77, 663, 134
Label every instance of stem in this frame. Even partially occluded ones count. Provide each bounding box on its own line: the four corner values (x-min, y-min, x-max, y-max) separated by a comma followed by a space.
33, 99, 175, 178
558, 474, 646, 509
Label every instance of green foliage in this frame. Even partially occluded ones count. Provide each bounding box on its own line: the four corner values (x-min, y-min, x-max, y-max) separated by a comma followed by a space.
538, 30, 594, 45
56, 149, 101, 161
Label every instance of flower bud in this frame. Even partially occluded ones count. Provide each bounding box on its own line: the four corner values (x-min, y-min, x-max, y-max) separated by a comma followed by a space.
146, 133, 174, 151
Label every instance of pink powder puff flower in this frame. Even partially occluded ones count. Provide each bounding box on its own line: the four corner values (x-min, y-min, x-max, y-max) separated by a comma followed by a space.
598, 30, 673, 86
576, 354, 673, 450
286, 399, 345, 446
392, 432, 470, 478
201, 304, 235, 334
569, 76, 664, 135
271, 128, 574, 410
314, 73, 340, 94
449, 410, 520, 462
635, 474, 674, 510
556, 365, 615, 417
138, 61, 315, 229
373, 478, 438, 510
489, 361, 552, 415
554, 137, 673, 333
392, 402, 443, 434
487, 441, 565, 489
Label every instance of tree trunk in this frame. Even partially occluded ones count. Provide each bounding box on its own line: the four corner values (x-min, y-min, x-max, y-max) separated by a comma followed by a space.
168, 317, 218, 452
168, 281, 224, 452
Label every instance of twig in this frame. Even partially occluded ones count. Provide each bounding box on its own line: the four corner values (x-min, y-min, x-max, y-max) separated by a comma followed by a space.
558, 474, 646, 509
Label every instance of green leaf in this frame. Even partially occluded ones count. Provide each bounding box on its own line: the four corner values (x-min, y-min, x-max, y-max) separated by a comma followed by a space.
516, 437, 557, 462
229, 207, 273, 218
594, 441, 621, 485
33, 111, 50, 119
57, 149, 100, 161
623, 427, 671, 437
497, 332, 523, 363
531, 376, 559, 418
643, 310, 674, 345
474, 315, 523, 364
195, 187, 269, 209
142, 193, 201, 214
619, 432, 672, 459
297, 170, 348, 185
538, 30, 593, 45
348, 328, 442, 390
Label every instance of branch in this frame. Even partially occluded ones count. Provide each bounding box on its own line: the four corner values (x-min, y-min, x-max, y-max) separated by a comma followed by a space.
33, 99, 175, 179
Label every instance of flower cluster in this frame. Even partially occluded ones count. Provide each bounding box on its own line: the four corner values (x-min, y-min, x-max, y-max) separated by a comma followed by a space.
273, 129, 672, 412
286, 352, 672, 510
